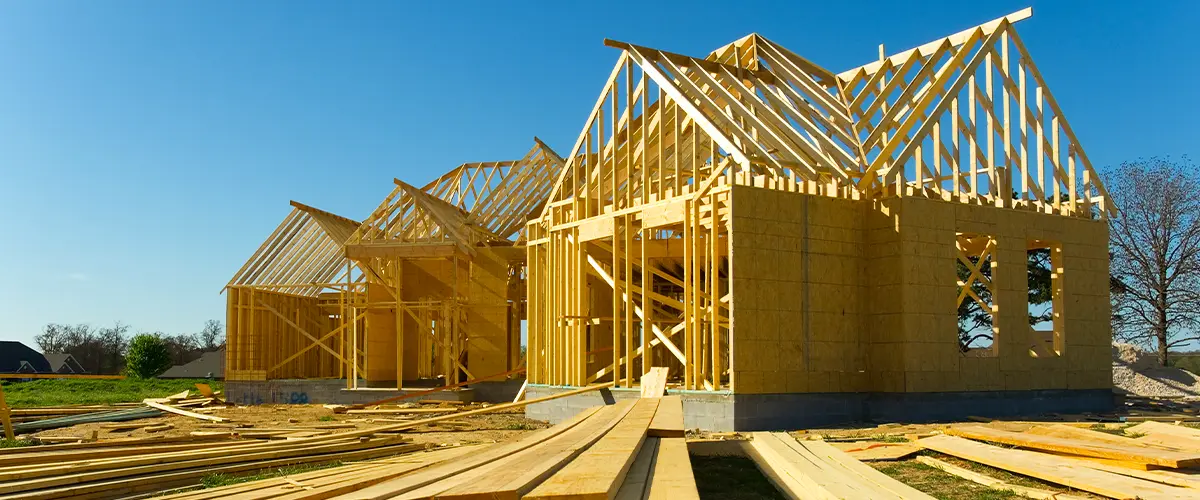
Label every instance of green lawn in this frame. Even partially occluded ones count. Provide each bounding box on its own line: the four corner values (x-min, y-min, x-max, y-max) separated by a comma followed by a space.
1, 378, 224, 407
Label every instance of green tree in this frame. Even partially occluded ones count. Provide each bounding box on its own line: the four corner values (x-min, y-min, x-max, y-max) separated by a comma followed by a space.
956, 248, 1054, 352
125, 334, 173, 378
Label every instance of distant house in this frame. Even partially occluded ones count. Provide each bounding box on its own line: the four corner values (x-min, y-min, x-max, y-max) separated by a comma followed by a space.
160, 348, 225, 379
0, 341, 52, 374
43, 353, 87, 374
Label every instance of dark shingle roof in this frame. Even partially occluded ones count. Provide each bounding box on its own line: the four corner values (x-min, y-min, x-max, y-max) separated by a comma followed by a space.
160, 349, 225, 379
0, 341, 52, 373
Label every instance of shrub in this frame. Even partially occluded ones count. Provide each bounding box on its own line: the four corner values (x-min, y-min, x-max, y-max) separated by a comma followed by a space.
125, 334, 173, 378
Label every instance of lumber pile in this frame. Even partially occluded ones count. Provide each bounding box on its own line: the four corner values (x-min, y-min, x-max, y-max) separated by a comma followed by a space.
914, 422, 1200, 499
0, 431, 428, 499
158, 397, 694, 499
317, 397, 696, 500
9, 389, 225, 434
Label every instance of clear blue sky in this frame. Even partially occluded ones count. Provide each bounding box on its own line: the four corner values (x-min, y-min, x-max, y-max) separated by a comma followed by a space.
1, 1, 1195, 348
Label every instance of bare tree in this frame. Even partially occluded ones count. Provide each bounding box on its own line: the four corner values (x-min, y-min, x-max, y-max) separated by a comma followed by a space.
198, 320, 224, 351
36, 322, 130, 374
1109, 157, 1200, 366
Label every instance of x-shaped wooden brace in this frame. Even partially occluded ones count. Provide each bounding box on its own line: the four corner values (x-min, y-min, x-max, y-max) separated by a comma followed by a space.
956, 237, 995, 311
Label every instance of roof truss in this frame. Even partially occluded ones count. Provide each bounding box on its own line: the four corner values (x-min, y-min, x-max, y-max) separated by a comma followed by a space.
542, 7, 1112, 222
225, 201, 362, 296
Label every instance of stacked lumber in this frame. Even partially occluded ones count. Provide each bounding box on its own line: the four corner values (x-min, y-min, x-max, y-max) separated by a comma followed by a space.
157, 444, 486, 499
331, 400, 695, 499
0, 432, 427, 499
744, 432, 935, 499
915, 423, 1200, 499
10, 390, 224, 435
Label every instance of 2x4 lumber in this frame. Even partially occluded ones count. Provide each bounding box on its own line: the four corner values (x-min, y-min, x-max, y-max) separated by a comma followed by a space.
0, 437, 417, 495
0, 373, 124, 380
13, 442, 427, 500
0, 383, 12, 440
326, 406, 606, 500
143, 400, 230, 423
918, 435, 1195, 500
524, 398, 661, 500
0, 436, 367, 482
0, 440, 255, 468
216, 445, 483, 500
428, 400, 638, 500
647, 396, 684, 438
946, 425, 1200, 468
0, 433, 238, 456
914, 456, 1091, 500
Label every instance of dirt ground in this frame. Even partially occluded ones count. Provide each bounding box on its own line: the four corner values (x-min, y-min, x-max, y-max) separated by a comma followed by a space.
31, 403, 551, 447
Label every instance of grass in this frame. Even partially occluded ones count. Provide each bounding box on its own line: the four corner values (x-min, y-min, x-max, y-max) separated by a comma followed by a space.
872, 461, 1027, 500
0, 378, 224, 407
690, 455, 784, 500
199, 462, 344, 488
873, 452, 1102, 499
504, 422, 538, 431
0, 439, 34, 449
318, 415, 335, 422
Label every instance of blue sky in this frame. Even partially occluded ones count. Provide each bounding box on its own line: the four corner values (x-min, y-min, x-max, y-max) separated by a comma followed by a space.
0, 1, 1196, 348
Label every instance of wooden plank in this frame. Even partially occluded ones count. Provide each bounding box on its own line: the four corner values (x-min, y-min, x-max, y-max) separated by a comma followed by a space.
0, 384, 12, 440
11, 441, 426, 500
947, 425, 1200, 468
829, 441, 920, 461
345, 408, 457, 415
614, 437, 658, 500
793, 438, 933, 499
915, 456, 1091, 500
221, 445, 483, 500
143, 400, 230, 423
1129, 421, 1200, 451
645, 438, 700, 500
1025, 424, 1183, 450
640, 367, 668, 398
524, 398, 661, 500
327, 406, 606, 500
648, 395, 684, 438
1061, 457, 1200, 490
0, 437, 417, 495
425, 401, 638, 500
743, 432, 849, 499
0, 374, 125, 380
918, 434, 1196, 500
513, 380, 529, 403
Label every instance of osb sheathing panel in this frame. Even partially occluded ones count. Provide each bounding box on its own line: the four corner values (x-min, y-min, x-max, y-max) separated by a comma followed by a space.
731, 185, 868, 395
729, 186, 1111, 395
364, 281, 398, 381
466, 247, 515, 377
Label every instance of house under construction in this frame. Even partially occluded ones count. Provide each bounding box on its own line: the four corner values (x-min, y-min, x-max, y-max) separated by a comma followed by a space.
224, 8, 1115, 429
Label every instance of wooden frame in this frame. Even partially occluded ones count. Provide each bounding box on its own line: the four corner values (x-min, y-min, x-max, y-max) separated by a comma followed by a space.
526, 7, 1110, 392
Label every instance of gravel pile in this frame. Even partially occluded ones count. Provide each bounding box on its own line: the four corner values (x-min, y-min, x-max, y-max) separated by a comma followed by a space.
1112, 342, 1200, 398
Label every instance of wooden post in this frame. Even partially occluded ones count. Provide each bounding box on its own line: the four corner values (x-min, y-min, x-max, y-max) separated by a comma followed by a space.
0, 383, 13, 440
394, 259, 404, 390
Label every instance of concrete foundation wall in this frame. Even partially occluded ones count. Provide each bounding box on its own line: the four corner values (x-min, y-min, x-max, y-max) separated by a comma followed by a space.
524, 384, 1112, 431
225, 379, 525, 406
